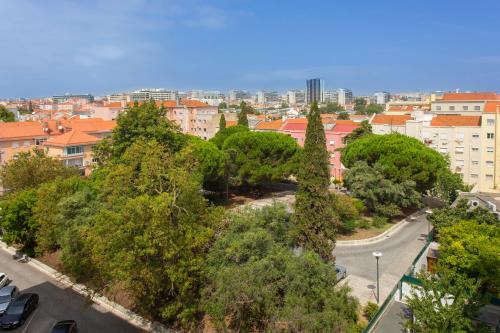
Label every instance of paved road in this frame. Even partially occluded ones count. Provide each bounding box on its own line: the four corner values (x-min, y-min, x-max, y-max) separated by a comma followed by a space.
0, 249, 144, 333
334, 213, 430, 304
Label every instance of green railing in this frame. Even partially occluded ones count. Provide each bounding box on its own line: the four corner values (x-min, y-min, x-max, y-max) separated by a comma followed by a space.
362, 278, 402, 333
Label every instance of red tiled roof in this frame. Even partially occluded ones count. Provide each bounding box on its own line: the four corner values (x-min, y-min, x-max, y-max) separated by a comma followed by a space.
226, 120, 237, 127
0, 122, 47, 141
281, 122, 307, 131
430, 115, 481, 127
484, 101, 500, 113
104, 102, 124, 108
43, 130, 99, 146
388, 105, 420, 112
371, 114, 412, 125
255, 119, 283, 130
60, 118, 116, 133
441, 92, 499, 101
333, 124, 359, 133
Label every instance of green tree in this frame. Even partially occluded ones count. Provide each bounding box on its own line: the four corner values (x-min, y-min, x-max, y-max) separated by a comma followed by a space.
222, 131, 300, 188
0, 189, 38, 254
90, 140, 224, 326
365, 104, 384, 115
438, 220, 500, 292
238, 101, 249, 127
28, 100, 33, 114
406, 270, 482, 333
342, 133, 447, 193
353, 98, 367, 114
292, 102, 337, 260
218, 113, 226, 131
343, 161, 421, 217
209, 125, 249, 149
0, 105, 15, 122
431, 165, 468, 204
337, 111, 350, 120
0, 150, 78, 193
109, 100, 187, 158
343, 120, 372, 144
203, 205, 359, 332
320, 102, 344, 114
218, 101, 227, 112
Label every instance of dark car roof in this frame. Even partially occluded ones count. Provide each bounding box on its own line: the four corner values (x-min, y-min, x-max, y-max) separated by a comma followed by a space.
54, 320, 75, 327
0, 286, 16, 296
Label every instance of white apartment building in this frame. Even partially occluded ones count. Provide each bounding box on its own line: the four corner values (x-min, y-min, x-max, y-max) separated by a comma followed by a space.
337, 88, 353, 106
323, 90, 339, 103
131, 89, 178, 101
287, 90, 305, 105
374, 92, 390, 105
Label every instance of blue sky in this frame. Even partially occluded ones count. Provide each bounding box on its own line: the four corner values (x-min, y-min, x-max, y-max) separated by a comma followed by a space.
1, 0, 500, 98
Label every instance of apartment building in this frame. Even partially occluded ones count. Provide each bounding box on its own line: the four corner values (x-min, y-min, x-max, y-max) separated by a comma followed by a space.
430, 92, 499, 115
337, 88, 353, 106
0, 122, 48, 164
374, 92, 390, 105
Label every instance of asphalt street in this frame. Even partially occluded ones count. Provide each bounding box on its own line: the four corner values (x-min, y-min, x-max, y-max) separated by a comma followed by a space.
0, 249, 145, 333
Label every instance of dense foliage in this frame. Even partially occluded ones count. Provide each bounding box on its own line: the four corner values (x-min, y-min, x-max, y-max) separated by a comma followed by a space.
0, 105, 15, 122
292, 102, 337, 260
343, 161, 421, 217
203, 205, 359, 332
222, 131, 300, 187
319, 102, 344, 114
343, 120, 372, 144
209, 125, 249, 149
218, 113, 226, 131
342, 133, 448, 193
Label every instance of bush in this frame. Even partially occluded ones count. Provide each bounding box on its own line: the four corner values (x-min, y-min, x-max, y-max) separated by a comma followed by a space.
357, 219, 371, 229
363, 302, 379, 320
372, 216, 388, 229
339, 219, 357, 234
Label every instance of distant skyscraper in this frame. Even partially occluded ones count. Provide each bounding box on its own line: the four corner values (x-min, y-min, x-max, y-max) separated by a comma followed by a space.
374, 91, 390, 105
337, 88, 353, 106
306, 78, 324, 104
287, 90, 305, 105
323, 90, 339, 103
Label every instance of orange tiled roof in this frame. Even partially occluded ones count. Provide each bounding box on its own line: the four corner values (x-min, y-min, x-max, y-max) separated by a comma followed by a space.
104, 102, 124, 108
226, 120, 237, 127
371, 114, 412, 125
285, 118, 308, 124
441, 92, 499, 101
484, 101, 500, 113
430, 115, 481, 127
60, 118, 116, 133
388, 105, 421, 112
334, 120, 358, 126
255, 119, 283, 130
0, 122, 47, 141
43, 130, 99, 146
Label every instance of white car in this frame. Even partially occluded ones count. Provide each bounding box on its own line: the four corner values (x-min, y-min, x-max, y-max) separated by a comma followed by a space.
0, 273, 8, 289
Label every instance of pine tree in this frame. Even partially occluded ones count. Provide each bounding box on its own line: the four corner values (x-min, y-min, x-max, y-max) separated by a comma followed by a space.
219, 114, 226, 131
292, 102, 337, 261
237, 102, 249, 128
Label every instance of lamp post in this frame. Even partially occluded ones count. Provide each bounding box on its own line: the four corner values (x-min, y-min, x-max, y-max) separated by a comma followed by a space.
425, 209, 433, 237
372, 251, 383, 304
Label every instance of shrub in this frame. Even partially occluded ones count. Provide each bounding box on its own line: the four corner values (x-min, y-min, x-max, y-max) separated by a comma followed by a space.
339, 219, 357, 234
357, 219, 371, 229
372, 216, 388, 229
363, 302, 379, 320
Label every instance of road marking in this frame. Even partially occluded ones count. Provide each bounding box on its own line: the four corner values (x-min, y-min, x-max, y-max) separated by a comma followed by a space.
21, 307, 39, 333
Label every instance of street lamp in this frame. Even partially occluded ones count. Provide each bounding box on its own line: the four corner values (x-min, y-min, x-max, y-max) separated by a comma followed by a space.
425, 209, 433, 236
373, 251, 383, 304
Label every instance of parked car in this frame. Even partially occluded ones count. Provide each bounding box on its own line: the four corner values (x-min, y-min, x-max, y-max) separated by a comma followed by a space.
0, 293, 38, 329
335, 265, 347, 281
0, 273, 9, 289
50, 320, 78, 333
0, 286, 19, 316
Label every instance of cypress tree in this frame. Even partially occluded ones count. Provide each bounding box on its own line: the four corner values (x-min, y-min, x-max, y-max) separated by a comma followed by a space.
292, 102, 337, 261
219, 113, 226, 131
237, 102, 249, 128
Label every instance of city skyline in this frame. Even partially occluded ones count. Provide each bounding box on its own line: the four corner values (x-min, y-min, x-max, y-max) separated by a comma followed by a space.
2, 0, 500, 98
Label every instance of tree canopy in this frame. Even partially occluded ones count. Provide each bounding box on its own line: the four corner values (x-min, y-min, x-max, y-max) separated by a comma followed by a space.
320, 102, 344, 114
209, 125, 249, 149
0, 105, 15, 122
342, 133, 447, 193
218, 113, 226, 131
343, 120, 372, 144
203, 205, 358, 332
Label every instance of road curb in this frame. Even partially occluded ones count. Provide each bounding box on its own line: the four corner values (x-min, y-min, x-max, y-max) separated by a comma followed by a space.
0, 241, 173, 333
337, 208, 428, 246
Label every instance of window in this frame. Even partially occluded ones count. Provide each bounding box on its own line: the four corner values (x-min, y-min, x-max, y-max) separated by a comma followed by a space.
439, 133, 448, 140
449, 106, 455, 111
23, 140, 30, 147
472, 147, 479, 152
436, 106, 442, 111
462, 106, 468, 111
11, 141, 19, 148
455, 159, 465, 166
472, 160, 479, 165
474, 106, 481, 111
439, 147, 448, 153
472, 133, 480, 138
486, 174, 494, 180
456, 133, 464, 140
455, 147, 464, 153
487, 133, 495, 139
329, 140, 335, 145
65, 146, 83, 155
486, 161, 494, 167
487, 119, 495, 126
487, 147, 494, 153
35, 138, 46, 146
471, 173, 478, 178
63, 158, 83, 167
